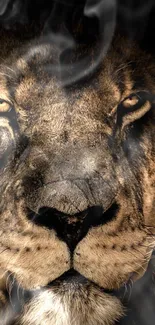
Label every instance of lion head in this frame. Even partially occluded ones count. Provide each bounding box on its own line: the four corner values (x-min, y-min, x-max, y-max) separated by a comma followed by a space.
0, 30, 154, 325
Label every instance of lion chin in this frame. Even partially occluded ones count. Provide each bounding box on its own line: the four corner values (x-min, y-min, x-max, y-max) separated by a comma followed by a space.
18, 271, 123, 325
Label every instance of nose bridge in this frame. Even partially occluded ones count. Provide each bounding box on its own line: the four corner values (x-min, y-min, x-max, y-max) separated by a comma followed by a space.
33, 107, 100, 172
29, 106, 108, 198
29, 112, 102, 183
32, 87, 107, 160
27, 97, 112, 215
38, 94, 98, 146
45, 143, 100, 189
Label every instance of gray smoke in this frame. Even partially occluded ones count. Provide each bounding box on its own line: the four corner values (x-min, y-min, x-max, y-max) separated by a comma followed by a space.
0, 0, 10, 15
37, 0, 116, 86
0, 0, 155, 84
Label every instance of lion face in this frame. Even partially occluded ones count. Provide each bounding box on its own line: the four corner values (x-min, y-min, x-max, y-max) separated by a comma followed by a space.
0, 33, 154, 324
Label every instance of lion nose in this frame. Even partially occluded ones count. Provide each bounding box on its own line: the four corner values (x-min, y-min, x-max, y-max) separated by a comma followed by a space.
26, 206, 103, 251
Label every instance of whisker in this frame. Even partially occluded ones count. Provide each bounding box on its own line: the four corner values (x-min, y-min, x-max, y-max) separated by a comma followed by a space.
127, 279, 133, 302
6, 272, 16, 309
143, 224, 155, 228
132, 247, 148, 258
144, 230, 155, 238
127, 251, 147, 272
0, 65, 16, 75
0, 248, 10, 255
0, 72, 13, 79
114, 61, 134, 75
122, 282, 128, 300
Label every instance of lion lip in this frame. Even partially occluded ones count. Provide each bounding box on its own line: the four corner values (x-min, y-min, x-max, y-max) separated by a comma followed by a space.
46, 269, 88, 287
6, 269, 128, 317
7, 269, 135, 301
7, 269, 135, 313
46, 269, 115, 295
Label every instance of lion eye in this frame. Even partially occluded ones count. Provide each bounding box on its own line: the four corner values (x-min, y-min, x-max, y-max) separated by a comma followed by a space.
123, 94, 139, 108
0, 99, 12, 112
116, 91, 153, 131
112, 91, 154, 145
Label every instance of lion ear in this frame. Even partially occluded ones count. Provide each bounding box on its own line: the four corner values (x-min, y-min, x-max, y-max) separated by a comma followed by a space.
115, 91, 154, 137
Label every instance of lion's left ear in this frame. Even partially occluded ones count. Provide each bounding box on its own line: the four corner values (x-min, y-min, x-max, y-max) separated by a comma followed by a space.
115, 91, 154, 138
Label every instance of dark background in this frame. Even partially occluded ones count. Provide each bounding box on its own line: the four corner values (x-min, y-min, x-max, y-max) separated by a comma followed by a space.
0, 0, 155, 51
0, 1, 155, 324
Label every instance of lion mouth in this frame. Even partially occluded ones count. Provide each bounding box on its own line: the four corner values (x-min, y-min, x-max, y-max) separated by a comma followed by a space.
5, 268, 129, 324
7, 269, 120, 312
46, 268, 114, 295
47, 269, 89, 287
8, 269, 114, 296
10, 270, 123, 324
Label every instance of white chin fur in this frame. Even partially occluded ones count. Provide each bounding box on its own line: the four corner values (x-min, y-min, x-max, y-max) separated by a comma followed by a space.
20, 285, 123, 325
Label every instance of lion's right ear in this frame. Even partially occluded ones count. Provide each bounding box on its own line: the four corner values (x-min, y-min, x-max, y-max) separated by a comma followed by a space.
114, 91, 154, 141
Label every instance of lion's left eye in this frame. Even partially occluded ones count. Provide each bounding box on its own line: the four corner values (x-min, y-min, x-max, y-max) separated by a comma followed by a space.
123, 94, 139, 108
116, 91, 153, 131
0, 99, 18, 131
0, 99, 12, 113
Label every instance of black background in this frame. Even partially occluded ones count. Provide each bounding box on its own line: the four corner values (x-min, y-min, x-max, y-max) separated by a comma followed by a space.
0, 0, 155, 52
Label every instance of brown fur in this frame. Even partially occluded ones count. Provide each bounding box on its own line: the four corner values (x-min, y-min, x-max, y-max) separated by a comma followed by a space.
0, 30, 154, 324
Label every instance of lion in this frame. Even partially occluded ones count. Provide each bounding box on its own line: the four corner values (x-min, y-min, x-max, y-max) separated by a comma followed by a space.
0, 27, 154, 325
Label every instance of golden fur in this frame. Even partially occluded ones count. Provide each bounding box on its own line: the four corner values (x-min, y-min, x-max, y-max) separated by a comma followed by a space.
0, 29, 154, 324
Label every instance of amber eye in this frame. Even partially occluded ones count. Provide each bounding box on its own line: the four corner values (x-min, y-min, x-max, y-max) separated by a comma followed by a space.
116, 91, 153, 130
123, 95, 139, 108
112, 91, 154, 145
0, 99, 12, 113
0, 99, 18, 132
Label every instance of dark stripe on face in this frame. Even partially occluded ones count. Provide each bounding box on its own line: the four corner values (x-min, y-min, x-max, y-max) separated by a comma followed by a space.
130, 62, 147, 90
115, 68, 126, 95
5, 67, 25, 103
